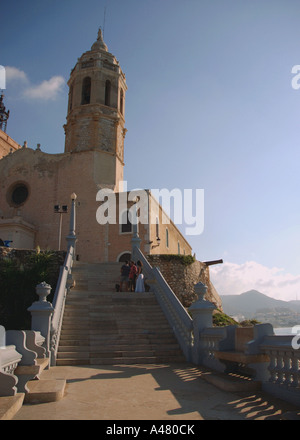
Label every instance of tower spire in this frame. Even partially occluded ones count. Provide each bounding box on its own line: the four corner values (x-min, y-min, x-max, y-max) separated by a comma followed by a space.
91, 27, 108, 52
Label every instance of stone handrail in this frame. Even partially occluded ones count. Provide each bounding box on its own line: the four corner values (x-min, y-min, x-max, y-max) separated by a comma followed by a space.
50, 246, 75, 365
6, 331, 37, 366
133, 247, 194, 361
50, 194, 77, 366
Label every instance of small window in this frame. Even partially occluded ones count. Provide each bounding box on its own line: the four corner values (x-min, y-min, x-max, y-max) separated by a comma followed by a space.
178, 241, 180, 255
105, 80, 111, 106
156, 217, 159, 239
81, 77, 91, 105
121, 210, 132, 233
166, 228, 169, 248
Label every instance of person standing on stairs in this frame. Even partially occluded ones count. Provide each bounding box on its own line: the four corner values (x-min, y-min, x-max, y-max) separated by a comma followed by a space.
135, 260, 145, 292
129, 260, 137, 292
120, 260, 130, 292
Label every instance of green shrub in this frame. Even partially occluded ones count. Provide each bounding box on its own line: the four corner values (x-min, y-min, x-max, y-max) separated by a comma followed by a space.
0, 251, 60, 330
156, 254, 196, 266
239, 319, 261, 327
213, 311, 239, 327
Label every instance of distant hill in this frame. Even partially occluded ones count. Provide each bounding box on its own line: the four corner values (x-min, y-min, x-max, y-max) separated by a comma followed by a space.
221, 290, 300, 319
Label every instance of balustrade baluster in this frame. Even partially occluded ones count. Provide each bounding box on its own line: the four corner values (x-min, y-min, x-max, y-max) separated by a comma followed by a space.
290, 354, 300, 388
268, 350, 278, 384
275, 351, 285, 385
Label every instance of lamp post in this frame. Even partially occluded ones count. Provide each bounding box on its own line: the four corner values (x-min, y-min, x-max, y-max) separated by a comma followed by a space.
54, 204, 68, 251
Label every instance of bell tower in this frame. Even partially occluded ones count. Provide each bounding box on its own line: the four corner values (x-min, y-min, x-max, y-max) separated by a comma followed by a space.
64, 29, 127, 189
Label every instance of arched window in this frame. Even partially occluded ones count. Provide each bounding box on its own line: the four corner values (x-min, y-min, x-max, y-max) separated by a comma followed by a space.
81, 77, 91, 105
178, 241, 180, 255
120, 88, 124, 115
105, 80, 111, 106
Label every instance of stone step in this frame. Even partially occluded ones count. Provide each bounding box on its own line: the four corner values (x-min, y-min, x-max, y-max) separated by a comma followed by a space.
59, 330, 175, 338
0, 394, 25, 421
62, 311, 168, 319
59, 334, 177, 344
60, 324, 174, 331
202, 371, 262, 393
56, 354, 185, 366
66, 292, 156, 299
57, 262, 185, 366
57, 348, 183, 359
58, 343, 181, 351
24, 379, 66, 404
61, 320, 171, 327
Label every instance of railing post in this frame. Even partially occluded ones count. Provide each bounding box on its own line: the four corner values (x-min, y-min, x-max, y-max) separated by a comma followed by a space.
188, 282, 216, 364
27, 282, 54, 362
131, 200, 141, 261
66, 192, 77, 252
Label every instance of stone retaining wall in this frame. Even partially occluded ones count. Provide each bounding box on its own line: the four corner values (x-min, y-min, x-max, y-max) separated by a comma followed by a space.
147, 255, 223, 310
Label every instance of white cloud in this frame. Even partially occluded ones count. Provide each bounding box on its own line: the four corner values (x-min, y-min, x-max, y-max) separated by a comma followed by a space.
23, 76, 65, 100
5, 66, 29, 83
5, 66, 65, 101
210, 260, 300, 302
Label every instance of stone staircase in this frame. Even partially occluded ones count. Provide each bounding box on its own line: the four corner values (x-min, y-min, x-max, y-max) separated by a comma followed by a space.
56, 262, 185, 365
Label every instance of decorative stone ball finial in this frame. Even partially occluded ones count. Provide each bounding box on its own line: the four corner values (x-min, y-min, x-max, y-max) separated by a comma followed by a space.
36, 282, 52, 303
194, 281, 208, 302
189, 281, 215, 313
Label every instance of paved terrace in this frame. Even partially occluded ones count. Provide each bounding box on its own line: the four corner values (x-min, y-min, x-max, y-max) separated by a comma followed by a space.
12, 363, 300, 421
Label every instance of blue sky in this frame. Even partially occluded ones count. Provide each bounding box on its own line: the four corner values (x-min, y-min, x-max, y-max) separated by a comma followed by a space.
1, 0, 300, 301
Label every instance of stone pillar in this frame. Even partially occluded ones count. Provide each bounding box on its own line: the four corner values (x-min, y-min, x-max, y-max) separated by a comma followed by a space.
66, 193, 77, 251
27, 282, 54, 360
188, 282, 216, 364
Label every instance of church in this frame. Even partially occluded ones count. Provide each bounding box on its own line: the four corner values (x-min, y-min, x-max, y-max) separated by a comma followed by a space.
0, 29, 193, 263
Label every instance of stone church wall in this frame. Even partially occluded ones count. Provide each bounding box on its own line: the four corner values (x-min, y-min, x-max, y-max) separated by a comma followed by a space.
0, 129, 21, 159
147, 254, 223, 310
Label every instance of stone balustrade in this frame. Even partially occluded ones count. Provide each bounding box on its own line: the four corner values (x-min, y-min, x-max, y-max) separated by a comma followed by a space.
131, 244, 300, 407
260, 335, 300, 406
198, 322, 300, 406
4, 330, 49, 394
0, 344, 22, 396
200, 326, 236, 372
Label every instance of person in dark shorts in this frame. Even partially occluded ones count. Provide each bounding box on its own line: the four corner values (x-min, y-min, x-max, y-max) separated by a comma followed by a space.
120, 260, 130, 292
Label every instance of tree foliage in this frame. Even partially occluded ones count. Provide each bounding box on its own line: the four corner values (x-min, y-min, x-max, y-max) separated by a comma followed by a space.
0, 251, 60, 330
